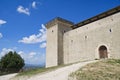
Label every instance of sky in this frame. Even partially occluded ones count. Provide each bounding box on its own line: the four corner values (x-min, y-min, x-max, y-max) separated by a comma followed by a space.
0, 0, 120, 66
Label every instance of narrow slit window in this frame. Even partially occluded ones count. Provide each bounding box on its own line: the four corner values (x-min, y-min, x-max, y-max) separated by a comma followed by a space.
71, 40, 73, 43
109, 29, 112, 32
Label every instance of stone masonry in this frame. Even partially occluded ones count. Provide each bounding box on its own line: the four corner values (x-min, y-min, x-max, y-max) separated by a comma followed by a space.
46, 6, 120, 68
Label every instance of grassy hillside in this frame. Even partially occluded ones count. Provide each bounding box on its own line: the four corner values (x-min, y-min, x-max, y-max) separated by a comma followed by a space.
69, 59, 120, 80
17, 64, 67, 76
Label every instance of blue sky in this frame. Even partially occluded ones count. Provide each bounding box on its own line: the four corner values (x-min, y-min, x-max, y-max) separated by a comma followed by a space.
0, 0, 120, 65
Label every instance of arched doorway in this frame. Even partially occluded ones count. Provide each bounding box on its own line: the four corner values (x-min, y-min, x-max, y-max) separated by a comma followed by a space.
99, 45, 108, 59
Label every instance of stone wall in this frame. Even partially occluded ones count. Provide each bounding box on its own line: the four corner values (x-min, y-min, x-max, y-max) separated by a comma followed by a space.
46, 6, 120, 67
63, 11, 120, 64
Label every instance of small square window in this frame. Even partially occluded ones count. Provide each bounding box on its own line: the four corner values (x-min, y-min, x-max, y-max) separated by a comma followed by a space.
85, 36, 87, 39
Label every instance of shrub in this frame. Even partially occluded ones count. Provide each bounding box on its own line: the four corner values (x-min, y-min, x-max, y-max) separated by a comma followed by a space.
0, 51, 25, 74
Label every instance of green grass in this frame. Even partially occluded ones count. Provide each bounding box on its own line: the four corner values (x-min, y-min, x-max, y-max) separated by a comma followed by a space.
17, 64, 66, 76
69, 59, 120, 80
17, 61, 81, 77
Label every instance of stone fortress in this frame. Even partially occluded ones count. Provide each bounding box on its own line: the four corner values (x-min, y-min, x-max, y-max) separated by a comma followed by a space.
45, 6, 120, 68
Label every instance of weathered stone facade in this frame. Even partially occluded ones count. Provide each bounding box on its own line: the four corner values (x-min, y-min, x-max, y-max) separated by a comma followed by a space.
46, 6, 120, 67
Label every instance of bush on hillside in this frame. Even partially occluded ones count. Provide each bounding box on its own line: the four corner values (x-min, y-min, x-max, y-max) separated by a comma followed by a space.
0, 51, 25, 74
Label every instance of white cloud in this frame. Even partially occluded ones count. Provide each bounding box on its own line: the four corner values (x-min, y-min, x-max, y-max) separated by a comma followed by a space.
0, 33, 3, 39
0, 47, 18, 58
40, 42, 46, 48
18, 51, 45, 65
18, 51, 24, 56
18, 51, 36, 59
0, 48, 45, 65
18, 24, 46, 44
0, 48, 14, 58
0, 19, 7, 25
32, 1, 37, 9
17, 6, 30, 15
29, 52, 37, 58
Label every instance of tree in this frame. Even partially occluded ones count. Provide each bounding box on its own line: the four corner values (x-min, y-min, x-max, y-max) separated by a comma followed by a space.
0, 51, 25, 73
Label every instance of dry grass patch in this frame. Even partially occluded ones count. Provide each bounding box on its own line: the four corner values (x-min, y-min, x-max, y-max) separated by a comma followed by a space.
69, 59, 120, 80
11, 65, 66, 80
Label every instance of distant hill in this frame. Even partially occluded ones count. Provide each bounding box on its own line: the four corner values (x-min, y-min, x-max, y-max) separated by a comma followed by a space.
23, 63, 45, 71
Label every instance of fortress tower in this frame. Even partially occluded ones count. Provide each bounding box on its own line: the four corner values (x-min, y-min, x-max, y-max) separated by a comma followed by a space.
46, 6, 120, 68
45, 17, 74, 67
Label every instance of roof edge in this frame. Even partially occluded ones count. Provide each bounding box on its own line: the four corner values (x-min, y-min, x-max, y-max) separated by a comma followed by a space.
72, 5, 120, 29
45, 17, 74, 29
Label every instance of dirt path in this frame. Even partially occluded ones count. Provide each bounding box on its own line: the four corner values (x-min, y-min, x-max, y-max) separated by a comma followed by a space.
0, 73, 17, 80
28, 60, 96, 80
1, 60, 96, 80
